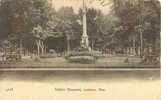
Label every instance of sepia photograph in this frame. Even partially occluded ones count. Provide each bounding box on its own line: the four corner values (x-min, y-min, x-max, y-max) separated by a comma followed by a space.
0, 0, 160, 100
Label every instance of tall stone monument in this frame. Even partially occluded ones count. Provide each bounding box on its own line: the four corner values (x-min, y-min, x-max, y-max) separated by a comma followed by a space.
81, 0, 91, 51
66, 0, 97, 63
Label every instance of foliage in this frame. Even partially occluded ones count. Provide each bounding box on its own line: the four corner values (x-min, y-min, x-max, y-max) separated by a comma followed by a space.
0, 0, 160, 56
56, 7, 81, 39
78, 8, 105, 49
109, 0, 160, 51
65, 46, 99, 64
66, 51, 97, 64
67, 56, 96, 64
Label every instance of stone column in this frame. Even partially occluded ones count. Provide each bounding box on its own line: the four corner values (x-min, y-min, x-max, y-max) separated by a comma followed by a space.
81, 0, 91, 51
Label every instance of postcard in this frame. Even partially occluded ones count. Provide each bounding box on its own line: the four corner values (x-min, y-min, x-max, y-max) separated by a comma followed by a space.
0, 0, 160, 100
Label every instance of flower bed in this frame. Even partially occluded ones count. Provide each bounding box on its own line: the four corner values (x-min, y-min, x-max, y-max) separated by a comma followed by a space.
65, 47, 98, 64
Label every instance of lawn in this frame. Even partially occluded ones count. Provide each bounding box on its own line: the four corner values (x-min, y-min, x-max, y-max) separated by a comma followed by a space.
0, 56, 159, 68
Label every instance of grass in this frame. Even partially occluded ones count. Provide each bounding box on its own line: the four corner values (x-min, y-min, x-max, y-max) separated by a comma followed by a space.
0, 56, 159, 68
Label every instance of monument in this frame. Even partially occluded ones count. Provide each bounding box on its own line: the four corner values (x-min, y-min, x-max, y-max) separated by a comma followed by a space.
80, 0, 91, 51
65, 0, 97, 63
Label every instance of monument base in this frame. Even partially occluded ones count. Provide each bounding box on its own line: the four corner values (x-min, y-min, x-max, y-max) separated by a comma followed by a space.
65, 46, 97, 64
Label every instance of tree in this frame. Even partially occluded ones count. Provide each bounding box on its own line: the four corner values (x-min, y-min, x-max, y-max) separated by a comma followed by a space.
78, 8, 105, 50
32, 0, 53, 27
108, 0, 160, 56
0, 0, 56, 54
56, 7, 81, 52
32, 25, 48, 55
0, 0, 34, 54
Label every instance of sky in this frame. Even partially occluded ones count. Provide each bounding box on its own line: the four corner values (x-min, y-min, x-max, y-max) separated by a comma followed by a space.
52, 0, 112, 14
52, 0, 161, 14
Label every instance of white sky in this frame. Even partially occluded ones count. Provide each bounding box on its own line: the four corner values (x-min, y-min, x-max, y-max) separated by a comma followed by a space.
52, 0, 112, 14
52, 0, 161, 14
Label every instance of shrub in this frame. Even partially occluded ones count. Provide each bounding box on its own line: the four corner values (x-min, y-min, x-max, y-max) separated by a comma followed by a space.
40, 54, 57, 58
34, 56, 41, 62
67, 55, 96, 64
65, 47, 98, 64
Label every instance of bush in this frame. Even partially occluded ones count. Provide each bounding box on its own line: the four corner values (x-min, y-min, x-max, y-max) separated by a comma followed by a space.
67, 55, 96, 64
34, 56, 41, 62
67, 51, 94, 57
40, 54, 57, 58
74, 46, 89, 52
65, 48, 98, 64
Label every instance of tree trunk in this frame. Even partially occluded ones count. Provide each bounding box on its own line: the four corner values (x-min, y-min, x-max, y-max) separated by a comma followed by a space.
67, 40, 70, 53
36, 40, 40, 56
132, 35, 136, 56
91, 39, 94, 50
19, 38, 23, 56
44, 43, 47, 54
66, 35, 70, 53
40, 41, 44, 55
140, 31, 143, 57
